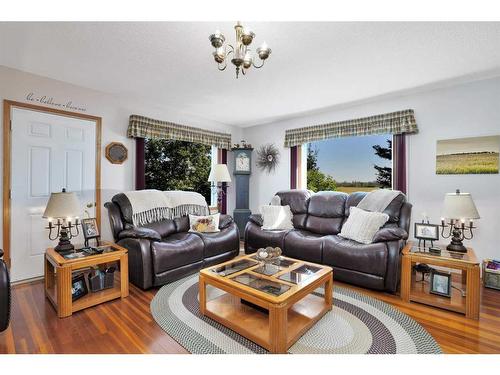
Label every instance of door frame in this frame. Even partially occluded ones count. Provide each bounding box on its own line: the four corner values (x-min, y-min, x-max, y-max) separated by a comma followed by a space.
2, 100, 102, 268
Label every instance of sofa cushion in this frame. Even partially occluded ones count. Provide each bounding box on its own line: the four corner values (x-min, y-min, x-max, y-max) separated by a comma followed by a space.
304, 191, 347, 235
339, 207, 389, 244
188, 213, 220, 233
193, 223, 239, 258
142, 219, 177, 239
276, 190, 311, 229
323, 235, 388, 277
244, 222, 288, 253
283, 230, 323, 264
151, 233, 204, 274
260, 205, 294, 230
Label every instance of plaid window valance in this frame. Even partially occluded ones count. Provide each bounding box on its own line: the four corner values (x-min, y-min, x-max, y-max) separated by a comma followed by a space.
128, 114, 232, 149
284, 109, 418, 147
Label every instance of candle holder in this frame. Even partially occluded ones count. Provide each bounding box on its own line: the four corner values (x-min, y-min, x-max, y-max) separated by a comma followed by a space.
46, 218, 80, 252
440, 218, 475, 253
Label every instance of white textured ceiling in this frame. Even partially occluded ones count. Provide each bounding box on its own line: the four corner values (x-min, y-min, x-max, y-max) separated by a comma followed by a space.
1, 22, 500, 127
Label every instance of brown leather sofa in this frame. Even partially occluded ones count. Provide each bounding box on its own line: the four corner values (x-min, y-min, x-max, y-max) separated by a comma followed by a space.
244, 190, 412, 293
105, 193, 240, 289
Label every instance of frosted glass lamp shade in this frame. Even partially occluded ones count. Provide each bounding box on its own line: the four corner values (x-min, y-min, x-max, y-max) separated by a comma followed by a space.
208, 164, 231, 183
441, 191, 480, 220
43, 191, 81, 219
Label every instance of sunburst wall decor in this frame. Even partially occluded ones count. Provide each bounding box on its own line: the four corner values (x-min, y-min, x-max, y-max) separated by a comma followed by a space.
256, 143, 280, 173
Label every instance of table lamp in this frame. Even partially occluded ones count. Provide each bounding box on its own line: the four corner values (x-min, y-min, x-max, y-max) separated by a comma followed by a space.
208, 164, 231, 212
440, 189, 480, 253
43, 188, 81, 252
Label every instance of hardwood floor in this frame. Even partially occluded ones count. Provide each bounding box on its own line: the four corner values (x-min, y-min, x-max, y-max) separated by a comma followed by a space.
0, 280, 187, 354
1, 271, 500, 354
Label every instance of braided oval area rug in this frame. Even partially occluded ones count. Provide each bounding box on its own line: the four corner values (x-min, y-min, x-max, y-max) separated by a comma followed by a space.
150, 275, 441, 354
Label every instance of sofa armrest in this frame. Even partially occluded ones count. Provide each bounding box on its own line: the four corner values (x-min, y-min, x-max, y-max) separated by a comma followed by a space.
117, 238, 154, 289
248, 214, 263, 227
118, 227, 161, 241
219, 214, 234, 230
372, 227, 408, 243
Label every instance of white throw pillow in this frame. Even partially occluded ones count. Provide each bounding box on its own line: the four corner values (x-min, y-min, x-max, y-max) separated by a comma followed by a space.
339, 206, 389, 244
260, 205, 294, 231
188, 213, 220, 233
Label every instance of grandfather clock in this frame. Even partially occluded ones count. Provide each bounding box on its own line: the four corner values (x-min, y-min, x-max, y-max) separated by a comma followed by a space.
232, 147, 253, 238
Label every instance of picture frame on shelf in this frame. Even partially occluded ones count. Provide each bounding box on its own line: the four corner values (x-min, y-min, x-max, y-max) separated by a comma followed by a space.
71, 273, 88, 301
429, 269, 452, 298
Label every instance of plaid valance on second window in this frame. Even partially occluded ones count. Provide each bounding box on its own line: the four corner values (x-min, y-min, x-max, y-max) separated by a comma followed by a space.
128, 114, 232, 149
284, 109, 418, 147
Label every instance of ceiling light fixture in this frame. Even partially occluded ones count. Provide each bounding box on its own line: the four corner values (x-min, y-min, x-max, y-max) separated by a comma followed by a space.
209, 21, 272, 79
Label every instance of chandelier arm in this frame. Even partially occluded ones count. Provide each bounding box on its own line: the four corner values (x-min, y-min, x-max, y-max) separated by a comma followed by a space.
252, 59, 265, 69
217, 61, 227, 71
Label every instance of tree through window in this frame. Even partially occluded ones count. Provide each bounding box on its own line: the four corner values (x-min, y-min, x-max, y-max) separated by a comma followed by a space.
144, 139, 212, 202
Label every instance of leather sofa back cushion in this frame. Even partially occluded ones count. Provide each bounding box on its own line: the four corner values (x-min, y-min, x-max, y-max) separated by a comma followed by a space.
142, 219, 176, 239
308, 191, 347, 217
112, 193, 134, 224
345, 191, 405, 223
304, 216, 343, 235
175, 216, 190, 232
276, 190, 311, 214
303, 192, 347, 235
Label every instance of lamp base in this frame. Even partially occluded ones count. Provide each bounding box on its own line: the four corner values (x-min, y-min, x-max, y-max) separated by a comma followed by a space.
54, 242, 74, 253
446, 241, 467, 253
54, 228, 75, 253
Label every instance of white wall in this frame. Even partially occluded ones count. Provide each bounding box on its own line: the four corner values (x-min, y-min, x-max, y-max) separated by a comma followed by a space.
0, 65, 242, 243
243, 76, 500, 264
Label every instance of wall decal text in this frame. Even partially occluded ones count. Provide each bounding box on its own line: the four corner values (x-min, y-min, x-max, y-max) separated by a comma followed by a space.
25, 92, 87, 112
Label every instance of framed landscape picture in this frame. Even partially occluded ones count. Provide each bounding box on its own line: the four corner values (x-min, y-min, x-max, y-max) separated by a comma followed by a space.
436, 135, 500, 174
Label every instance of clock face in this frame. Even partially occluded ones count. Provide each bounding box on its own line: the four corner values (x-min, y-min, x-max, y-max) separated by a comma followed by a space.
236, 153, 250, 172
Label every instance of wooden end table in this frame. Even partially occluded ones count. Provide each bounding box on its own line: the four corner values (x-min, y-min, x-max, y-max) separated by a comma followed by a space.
44, 241, 129, 318
199, 254, 333, 353
400, 241, 480, 319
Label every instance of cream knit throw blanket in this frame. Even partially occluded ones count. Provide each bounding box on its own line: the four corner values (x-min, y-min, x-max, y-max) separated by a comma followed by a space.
357, 189, 401, 213
124, 190, 209, 226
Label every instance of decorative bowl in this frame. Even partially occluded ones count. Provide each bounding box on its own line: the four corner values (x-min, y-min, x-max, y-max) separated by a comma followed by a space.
255, 246, 282, 263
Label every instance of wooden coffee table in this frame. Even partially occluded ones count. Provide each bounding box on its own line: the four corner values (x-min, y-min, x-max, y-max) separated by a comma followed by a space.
199, 254, 333, 353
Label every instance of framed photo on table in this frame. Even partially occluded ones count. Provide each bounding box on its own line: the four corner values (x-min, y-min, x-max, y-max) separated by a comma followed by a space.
71, 273, 88, 301
81, 218, 100, 247
414, 223, 439, 241
430, 269, 452, 298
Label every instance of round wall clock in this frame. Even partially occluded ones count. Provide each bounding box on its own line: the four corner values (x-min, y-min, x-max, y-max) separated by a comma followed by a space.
105, 142, 128, 164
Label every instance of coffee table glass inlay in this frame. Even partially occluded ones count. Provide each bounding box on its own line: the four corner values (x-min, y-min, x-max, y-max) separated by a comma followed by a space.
199, 254, 333, 353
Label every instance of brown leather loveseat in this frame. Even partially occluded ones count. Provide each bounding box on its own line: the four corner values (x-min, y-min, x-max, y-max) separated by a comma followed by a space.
245, 190, 412, 293
105, 193, 240, 289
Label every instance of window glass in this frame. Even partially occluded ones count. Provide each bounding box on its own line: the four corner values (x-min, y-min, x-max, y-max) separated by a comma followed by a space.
307, 134, 393, 193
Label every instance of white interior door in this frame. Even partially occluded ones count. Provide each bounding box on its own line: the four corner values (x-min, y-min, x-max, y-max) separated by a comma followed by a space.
10, 108, 97, 282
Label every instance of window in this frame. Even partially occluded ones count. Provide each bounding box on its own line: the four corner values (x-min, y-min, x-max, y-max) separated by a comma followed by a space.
144, 139, 216, 204
305, 134, 393, 193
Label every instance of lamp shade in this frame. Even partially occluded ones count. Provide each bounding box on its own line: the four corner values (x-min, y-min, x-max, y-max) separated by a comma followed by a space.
441, 191, 480, 220
208, 164, 231, 183
43, 190, 81, 219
